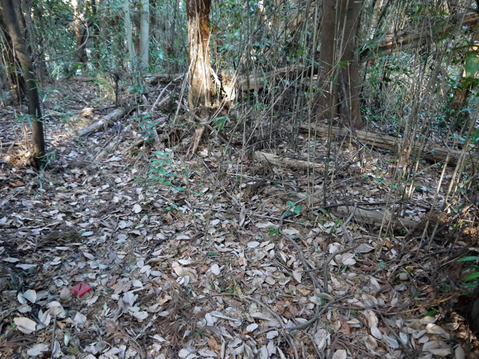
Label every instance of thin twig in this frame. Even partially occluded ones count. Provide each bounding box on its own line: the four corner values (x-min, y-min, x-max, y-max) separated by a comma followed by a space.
287, 298, 339, 332
178, 102, 230, 146
50, 315, 57, 359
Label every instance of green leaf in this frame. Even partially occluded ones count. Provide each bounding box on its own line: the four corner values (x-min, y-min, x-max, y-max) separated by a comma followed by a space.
424, 309, 437, 317
286, 201, 295, 207
463, 272, 479, 282
294, 205, 302, 215
458, 256, 478, 262
465, 54, 479, 77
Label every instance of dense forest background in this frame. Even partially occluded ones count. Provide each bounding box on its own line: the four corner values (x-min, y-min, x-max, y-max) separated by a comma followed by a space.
1, 0, 479, 358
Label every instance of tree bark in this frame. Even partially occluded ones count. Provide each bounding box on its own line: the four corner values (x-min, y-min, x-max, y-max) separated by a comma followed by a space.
316, 0, 336, 123
73, 0, 88, 67
315, 0, 363, 128
339, 0, 363, 128
139, 0, 149, 72
0, 0, 45, 160
0, 9, 25, 102
90, 0, 101, 68
123, 0, 136, 77
185, 0, 213, 109
23, 0, 47, 81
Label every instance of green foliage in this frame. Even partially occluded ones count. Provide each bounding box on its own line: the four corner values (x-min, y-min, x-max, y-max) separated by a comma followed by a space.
465, 54, 479, 78
284, 201, 302, 216
148, 151, 176, 187
208, 115, 229, 132
267, 226, 280, 237
459, 256, 479, 289
137, 114, 157, 142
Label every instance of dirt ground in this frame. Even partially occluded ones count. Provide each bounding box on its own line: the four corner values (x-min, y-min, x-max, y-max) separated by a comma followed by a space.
0, 79, 478, 358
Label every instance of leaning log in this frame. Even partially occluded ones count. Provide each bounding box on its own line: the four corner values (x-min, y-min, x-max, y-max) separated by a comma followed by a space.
361, 12, 479, 62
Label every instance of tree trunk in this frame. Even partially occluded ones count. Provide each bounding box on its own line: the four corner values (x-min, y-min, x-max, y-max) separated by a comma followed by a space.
139, 0, 149, 72
90, 0, 101, 68
316, 0, 337, 123
315, 0, 363, 129
73, 0, 88, 67
446, 31, 479, 128
0, 9, 25, 102
23, 0, 47, 81
185, 0, 213, 109
0, 0, 45, 161
123, 0, 136, 77
338, 0, 363, 128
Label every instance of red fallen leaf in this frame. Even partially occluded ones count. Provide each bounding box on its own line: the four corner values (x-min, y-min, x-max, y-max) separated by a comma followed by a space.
71, 283, 92, 298
9, 180, 25, 188
361, 266, 373, 273
196, 264, 208, 275
235, 271, 245, 281
274, 301, 287, 315
340, 319, 351, 333
249, 225, 259, 233
242, 155, 250, 164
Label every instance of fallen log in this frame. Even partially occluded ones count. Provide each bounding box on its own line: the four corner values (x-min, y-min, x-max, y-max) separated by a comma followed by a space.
235, 65, 306, 93
300, 123, 478, 166
331, 205, 418, 229
253, 151, 324, 170
78, 108, 125, 138
142, 73, 185, 85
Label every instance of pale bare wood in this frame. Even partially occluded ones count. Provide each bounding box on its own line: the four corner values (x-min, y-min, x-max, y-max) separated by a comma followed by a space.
253, 151, 324, 170
301, 123, 477, 165
78, 108, 125, 138
332, 206, 418, 229
235, 65, 306, 93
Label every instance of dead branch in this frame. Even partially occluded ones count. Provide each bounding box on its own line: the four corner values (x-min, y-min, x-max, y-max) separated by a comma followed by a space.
77, 108, 126, 138
331, 205, 418, 229
253, 151, 325, 170
300, 123, 478, 165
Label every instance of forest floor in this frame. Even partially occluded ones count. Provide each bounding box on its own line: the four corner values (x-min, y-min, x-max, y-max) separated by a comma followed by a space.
0, 78, 478, 359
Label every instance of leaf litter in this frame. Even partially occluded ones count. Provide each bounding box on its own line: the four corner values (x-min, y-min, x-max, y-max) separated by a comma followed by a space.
0, 82, 478, 358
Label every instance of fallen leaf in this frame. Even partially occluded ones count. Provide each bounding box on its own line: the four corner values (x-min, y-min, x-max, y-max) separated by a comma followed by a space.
14, 317, 36, 334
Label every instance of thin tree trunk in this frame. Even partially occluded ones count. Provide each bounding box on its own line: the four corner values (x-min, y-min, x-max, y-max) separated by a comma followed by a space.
0, 9, 25, 101
90, 0, 101, 68
23, 0, 42, 80
1, 0, 45, 160
139, 0, 149, 72
123, 0, 136, 78
339, 0, 363, 128
73, 0, 88, 67
316, 0, 337, 122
